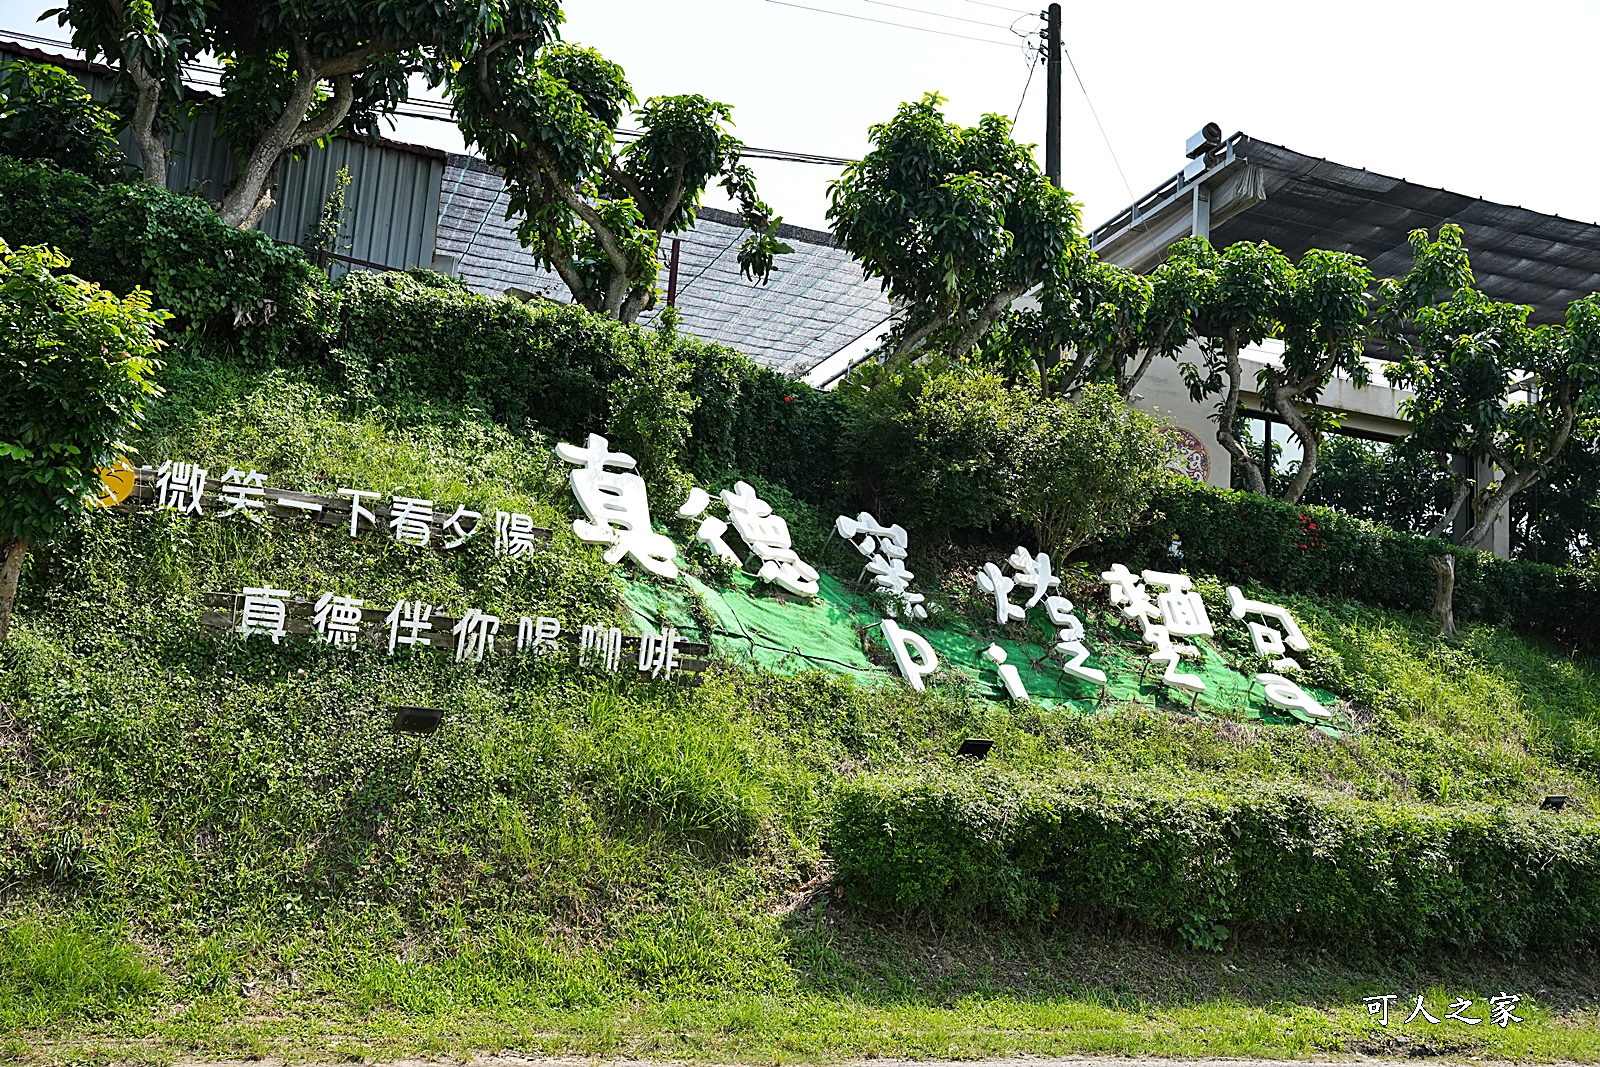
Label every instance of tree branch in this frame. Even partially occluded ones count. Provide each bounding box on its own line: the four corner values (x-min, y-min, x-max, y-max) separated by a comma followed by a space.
1428, 469, 1472, 539
290, 73, 354, 149
1121, 345, 1160, 397
1271, 384, 1319, 504
542, 225, 590, 309
891, 313, 949, 359
948, 287, 1021, 360
472, 51, 635, 289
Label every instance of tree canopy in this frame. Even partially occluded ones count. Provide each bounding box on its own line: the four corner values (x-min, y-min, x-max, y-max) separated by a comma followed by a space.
46, 0, 205, 185
1382, 225, 1600, 549
0, 58, 125, 181
449, 35, 789, 323
828, 92, 1080, 363
52, 0, 564, 227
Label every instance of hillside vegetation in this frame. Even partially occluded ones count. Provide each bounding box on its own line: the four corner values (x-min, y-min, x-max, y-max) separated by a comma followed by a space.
2, 160, 1600, 1061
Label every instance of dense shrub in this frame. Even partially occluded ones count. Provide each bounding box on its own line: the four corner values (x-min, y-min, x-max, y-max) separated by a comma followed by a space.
1007, 382, 1173, 555
0, 60, 124, 183
836, 362, 1018, 535
835, 363, 1174, 547
0, 158, 327, 357
332, 270, 848, 504
831, 766, 1600, 951
1096, 479, 1600, 650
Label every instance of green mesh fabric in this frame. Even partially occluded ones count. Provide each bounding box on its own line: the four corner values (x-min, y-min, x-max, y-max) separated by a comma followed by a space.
622, 567, 1343, 735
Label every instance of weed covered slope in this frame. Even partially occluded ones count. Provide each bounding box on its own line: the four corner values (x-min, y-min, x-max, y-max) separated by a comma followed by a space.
3, 315, 1600, 1059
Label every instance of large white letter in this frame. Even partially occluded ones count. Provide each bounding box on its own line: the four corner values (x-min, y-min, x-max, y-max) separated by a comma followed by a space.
880, 618, 940, 692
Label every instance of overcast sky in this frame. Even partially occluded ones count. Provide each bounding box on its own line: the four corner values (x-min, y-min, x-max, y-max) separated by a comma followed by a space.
4, 0, 1598, 233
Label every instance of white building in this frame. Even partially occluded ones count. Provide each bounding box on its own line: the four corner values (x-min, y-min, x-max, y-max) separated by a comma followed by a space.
1086, 128, 1600, 556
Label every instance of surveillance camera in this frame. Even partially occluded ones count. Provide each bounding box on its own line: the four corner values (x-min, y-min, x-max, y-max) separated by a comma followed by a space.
1185, 122, 1223, 159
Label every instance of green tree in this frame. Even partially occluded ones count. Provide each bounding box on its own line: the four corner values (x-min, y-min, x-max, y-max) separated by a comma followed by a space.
1371, 224, 1477, 535
1174, 237, 1294, 497
52, 1, 558, 227
1298, 434, 1454, 534
1005, 381, 1174, 556
1034, 245, 1198, 399
1264, 248, 1374, 503
1174, 238, 1371, 503
0, 240, 167, 644
450, 36, 788, 322
838, 359, 1017, 539
828, 92, 1080, 362
0, 59, 124, 181
1381, 226, 1600, 549
46, 0, 204, 185
1511, 426, 1600, 564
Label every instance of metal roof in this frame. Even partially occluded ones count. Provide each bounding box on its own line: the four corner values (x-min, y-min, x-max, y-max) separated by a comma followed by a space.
1091, 133, 1600, 326
434, 155, 890, 376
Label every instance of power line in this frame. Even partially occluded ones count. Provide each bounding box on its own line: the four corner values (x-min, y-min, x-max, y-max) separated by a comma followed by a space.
762, 0, 1016, 46
859, 0, 1015, 30
963, 0, 1039, 13
1011, 41, 1039, 124
1060, 40, 1138, 205
1, 28, 861, 166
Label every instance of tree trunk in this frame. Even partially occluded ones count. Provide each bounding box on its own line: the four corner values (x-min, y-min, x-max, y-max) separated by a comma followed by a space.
948, 288, 1021, 360
1428, 471, 1473, 539
1120, 345, 1160, 398
1212, 333, 1266, 495
1429, 554, 1457, 640
619, 283, 652, 324
0, 538, 29, 647
125, 56, 167, 185
220, 134, 297, 229
1463, 467, 1540, 551
1270, 387, 1320, 504
218, 65, 355, 228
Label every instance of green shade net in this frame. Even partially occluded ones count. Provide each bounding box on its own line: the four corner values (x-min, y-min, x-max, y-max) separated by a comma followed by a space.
622, 568, 1343, 735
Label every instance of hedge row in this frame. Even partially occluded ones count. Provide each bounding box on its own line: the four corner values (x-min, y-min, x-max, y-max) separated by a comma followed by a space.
0, 157, 326, 357
1095, 482, 1600, 650
3, 157, 1596, 645
332, 271, 847, 502
831, 767, 1600, 951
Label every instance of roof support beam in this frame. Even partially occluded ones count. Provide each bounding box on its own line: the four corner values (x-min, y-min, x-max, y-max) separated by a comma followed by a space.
1090, 136, 1266, 270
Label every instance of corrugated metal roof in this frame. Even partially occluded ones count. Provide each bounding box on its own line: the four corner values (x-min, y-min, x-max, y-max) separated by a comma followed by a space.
434, 154, 890, 375
1209, 137, 1600, 325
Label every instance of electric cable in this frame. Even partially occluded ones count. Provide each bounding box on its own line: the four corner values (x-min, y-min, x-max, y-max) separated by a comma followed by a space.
761, 0, 1015, 47
1060, 39, 1139, 206
1011, 37, 1039, 123
0, 29, 860, 166
963, 0, 1038, 13
859, 0, 1015, 30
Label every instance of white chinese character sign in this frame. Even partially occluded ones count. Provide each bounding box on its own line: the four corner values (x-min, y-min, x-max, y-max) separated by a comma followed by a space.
556, 434, 679, 579
678, 480, 821, 597
117, 449, 1347, 729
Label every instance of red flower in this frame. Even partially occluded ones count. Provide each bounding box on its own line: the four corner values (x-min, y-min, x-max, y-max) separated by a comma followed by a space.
784, 395, 793, 402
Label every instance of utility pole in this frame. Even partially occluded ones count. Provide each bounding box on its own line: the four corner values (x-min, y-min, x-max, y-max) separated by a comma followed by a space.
1044, 2, 1061, 187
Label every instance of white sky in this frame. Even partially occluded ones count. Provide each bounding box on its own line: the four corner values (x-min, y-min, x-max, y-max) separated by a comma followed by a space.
4, 0, 1599, 233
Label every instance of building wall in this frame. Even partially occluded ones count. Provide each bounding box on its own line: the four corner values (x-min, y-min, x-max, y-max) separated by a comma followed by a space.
1, 45, 443, 272
1131, 348, 1510, 556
